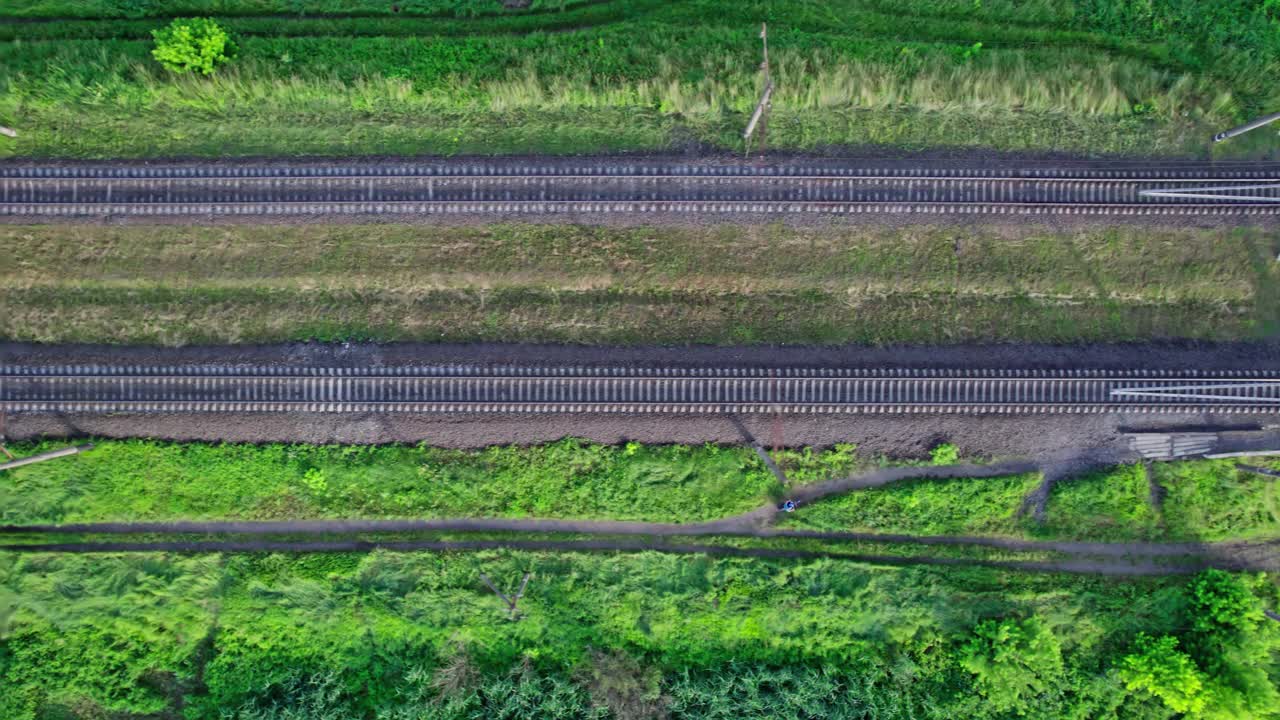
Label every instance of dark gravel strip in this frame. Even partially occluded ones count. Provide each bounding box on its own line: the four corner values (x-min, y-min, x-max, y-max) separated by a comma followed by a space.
6, 340, 1280, 373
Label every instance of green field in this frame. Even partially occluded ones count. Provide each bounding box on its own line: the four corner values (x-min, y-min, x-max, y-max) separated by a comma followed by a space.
2, 439, 1279, 719
1, 0, 1278, 157
3, 223, 1277, 346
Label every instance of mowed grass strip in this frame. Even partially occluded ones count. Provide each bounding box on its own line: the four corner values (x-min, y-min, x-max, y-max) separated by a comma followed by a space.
1, 223, 1274, 346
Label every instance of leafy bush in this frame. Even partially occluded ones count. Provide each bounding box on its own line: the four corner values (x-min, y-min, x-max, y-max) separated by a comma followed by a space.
1183, 571, 1280, 718
5, 550, 1276, 720
1187, 569, 1265, 659
151, 17, 235, 75
1119, 634, 1207, 715
959, 617, 1064, 712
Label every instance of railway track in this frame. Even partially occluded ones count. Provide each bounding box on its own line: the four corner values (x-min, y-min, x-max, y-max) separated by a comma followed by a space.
3, 366, 1278, 414
3, 159, 1280, 217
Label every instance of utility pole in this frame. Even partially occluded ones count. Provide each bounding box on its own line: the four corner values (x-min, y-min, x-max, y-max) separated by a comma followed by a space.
743, 23, 772, 156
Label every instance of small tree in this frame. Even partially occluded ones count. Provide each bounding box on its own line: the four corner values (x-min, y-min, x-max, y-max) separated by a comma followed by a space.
151, 18, 236, 75
1188, 569, 1263, 655
1119, 634, 1207, 715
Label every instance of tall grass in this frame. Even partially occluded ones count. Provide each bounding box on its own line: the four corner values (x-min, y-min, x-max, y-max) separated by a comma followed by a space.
12, 43, 1228, 124
0, 0, 1270, 157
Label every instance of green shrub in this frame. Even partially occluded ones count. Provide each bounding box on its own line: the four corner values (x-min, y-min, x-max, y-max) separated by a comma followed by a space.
959, 617, 1064, 713
930, 443, 961, 466
151, 17, 235, 75
1187, 569, 1264, 656
1119, 634, 1207, 715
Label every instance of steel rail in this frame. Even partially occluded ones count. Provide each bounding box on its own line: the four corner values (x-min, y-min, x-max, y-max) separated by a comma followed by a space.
7, 174, 1280, 182
4, 162, 1280, 217
3, 366, 1278, 415
5, 202, 1278, 218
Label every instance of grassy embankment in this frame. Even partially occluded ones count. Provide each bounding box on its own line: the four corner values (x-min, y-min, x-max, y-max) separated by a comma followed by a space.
2, 439, 1279, 719
1, 0, 1278, 157
3, 223, 1277, 345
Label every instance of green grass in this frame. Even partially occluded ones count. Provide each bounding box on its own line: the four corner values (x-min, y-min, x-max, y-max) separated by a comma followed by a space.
782, 457, 1280, 543
0, 439, 866, 525
0, 0, 1277, 157
3, 549, 1277, 719
1039, 461, 1280, 542
1158, 460, 1280, 541
5, 439, 1279, 547
2, 439, 1279, 718
0, 439, 789, 523
782, 473, 1042, 536
3, 223, 1276, 346
1038, 464, 1164, 541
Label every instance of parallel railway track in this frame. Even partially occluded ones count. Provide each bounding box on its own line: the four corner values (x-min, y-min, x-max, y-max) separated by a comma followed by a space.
3, 366, 1278, 414
4, 160, 1280, 217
